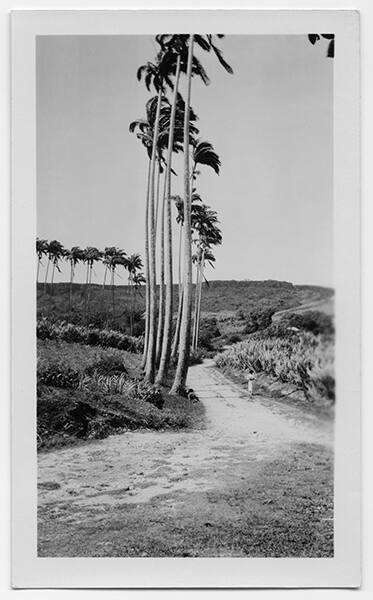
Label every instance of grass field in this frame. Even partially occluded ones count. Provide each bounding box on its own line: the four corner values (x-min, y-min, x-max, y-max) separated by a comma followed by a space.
37, 339, 205, 451
37, 280, 334, 335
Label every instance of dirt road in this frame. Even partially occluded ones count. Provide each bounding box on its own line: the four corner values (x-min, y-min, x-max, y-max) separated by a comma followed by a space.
38, 360, 334, 557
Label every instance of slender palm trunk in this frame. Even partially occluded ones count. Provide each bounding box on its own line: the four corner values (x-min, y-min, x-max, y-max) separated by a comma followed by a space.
111, 269, 115, 322
170, 223, 184, 361
102, 265, 108, 291
155, 175, 166, 366
84, 263, 89, 320
157, 54, 182, 383
195, 250, 205, 350
44, 258, 50, 294
142, 159, 152, 370
37, 259, 40, 284
192, 260, 201, 350
145, 87, 163, 382
171, 287, 183, 360
87, 264, 93, 318
129, 275, 134, 336
51, 262, 56, 296
69, 263, 74, 313
155, 159, 161, 232
171, 36, 194, 393
178, 223, 183, 296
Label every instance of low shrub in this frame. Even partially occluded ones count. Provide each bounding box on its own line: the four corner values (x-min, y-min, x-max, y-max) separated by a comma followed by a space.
226, 333, 243, 345
243, 308, 276, 334
84, 353, 127, 377
36, 318, 143, 353
198, 318, 221, 350
279, 310, 334, 336
37, 360, 80, 389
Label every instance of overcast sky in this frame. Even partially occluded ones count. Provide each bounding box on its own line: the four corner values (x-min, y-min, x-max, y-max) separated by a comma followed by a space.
37, 34, 333, 287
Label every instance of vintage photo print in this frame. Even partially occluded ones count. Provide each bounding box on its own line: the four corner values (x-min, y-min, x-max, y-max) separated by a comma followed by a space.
11, 10, 360, 588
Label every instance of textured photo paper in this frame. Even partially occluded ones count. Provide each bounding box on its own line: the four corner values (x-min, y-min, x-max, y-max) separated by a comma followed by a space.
11, 10, 360, 588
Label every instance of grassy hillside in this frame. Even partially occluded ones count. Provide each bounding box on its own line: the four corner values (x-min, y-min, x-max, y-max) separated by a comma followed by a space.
37, 280, 334, 334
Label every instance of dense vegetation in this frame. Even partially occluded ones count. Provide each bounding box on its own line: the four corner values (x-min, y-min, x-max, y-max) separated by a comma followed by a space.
37, 339, 205, 450
215, 315, 334, 405
37, 317, 143, 353
37, 280, 333, 335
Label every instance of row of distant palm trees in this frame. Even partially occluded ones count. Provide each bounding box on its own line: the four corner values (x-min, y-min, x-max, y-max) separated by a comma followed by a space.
130, 34, 232, 391
36, 239, 145, 333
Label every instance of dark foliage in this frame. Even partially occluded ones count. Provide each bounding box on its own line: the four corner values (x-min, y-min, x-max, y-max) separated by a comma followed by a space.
84, 354, 128, 377
37, 362, 80, 390
279, 311, 334, 336
226, 333, 243, 345
243, 308, 276, 334
37, 318, 143, 353
198, 317, 221, 350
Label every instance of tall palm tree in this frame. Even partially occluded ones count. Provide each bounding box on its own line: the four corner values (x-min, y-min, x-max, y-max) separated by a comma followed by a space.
66, 246, 84, 312
137, 39, 180, 382
192, 246, 216, 351
170, 193, 202, 362
45, 240, 65, 295
170, 150, 219, 363
170, 35, 195, 393
82, 246, 102, 320
126, 253, 143, 336
156, 96, 201, 381
190, 204, 222, 350
131, 73, 200, 376
155, 35, 210, 383
101, 247, 117, 293
109, 249, 127, 322
36, 238, 48, 284
130, 95, 172, 371
133, 271, 146, 322
171, 34, 232, 393
156, 101, 199, 377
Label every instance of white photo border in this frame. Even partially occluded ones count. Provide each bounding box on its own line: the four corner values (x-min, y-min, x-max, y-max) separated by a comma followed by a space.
11, 9, 360, 589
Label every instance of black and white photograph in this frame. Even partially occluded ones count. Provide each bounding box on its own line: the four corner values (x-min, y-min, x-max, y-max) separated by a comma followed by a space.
10, 9, 360, 589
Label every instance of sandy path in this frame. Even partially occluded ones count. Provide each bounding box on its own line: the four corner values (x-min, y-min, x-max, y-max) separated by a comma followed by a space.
38, 360, 332, 509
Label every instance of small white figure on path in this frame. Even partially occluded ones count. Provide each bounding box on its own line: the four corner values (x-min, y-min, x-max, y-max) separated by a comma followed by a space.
245, 369, 256, 397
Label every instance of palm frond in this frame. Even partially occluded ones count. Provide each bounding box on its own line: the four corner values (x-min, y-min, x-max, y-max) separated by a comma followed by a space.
193, 141, 221, 175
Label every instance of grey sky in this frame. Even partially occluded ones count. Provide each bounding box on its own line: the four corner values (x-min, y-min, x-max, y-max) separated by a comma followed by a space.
37, 35, 333, 287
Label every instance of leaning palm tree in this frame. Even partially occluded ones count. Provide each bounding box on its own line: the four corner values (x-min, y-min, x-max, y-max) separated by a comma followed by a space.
45, 240, 65, 295
192, 246, 216, 351
170, 34, 195, 393
101, 247, 117, 293
130, 95, 173, 371
109, 249, 127, 323
171, 34, 232, 393
65, 246, 85, 312
133, 271, 146, 311
131, 44, 201, 378
137, 39, 180, 382
170, 193, 202, 362
156, 35, 209, 384
126, 253, 143, 336
155, 99, 199, 375
36, 238, 48, 284
170, 147, 219, 362
156, 96, 200, 381
82, 246, 102, 320
190, 205, 222, 350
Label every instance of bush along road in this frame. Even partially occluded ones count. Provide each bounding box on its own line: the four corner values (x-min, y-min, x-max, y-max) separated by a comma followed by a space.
38, 359, 333, 558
